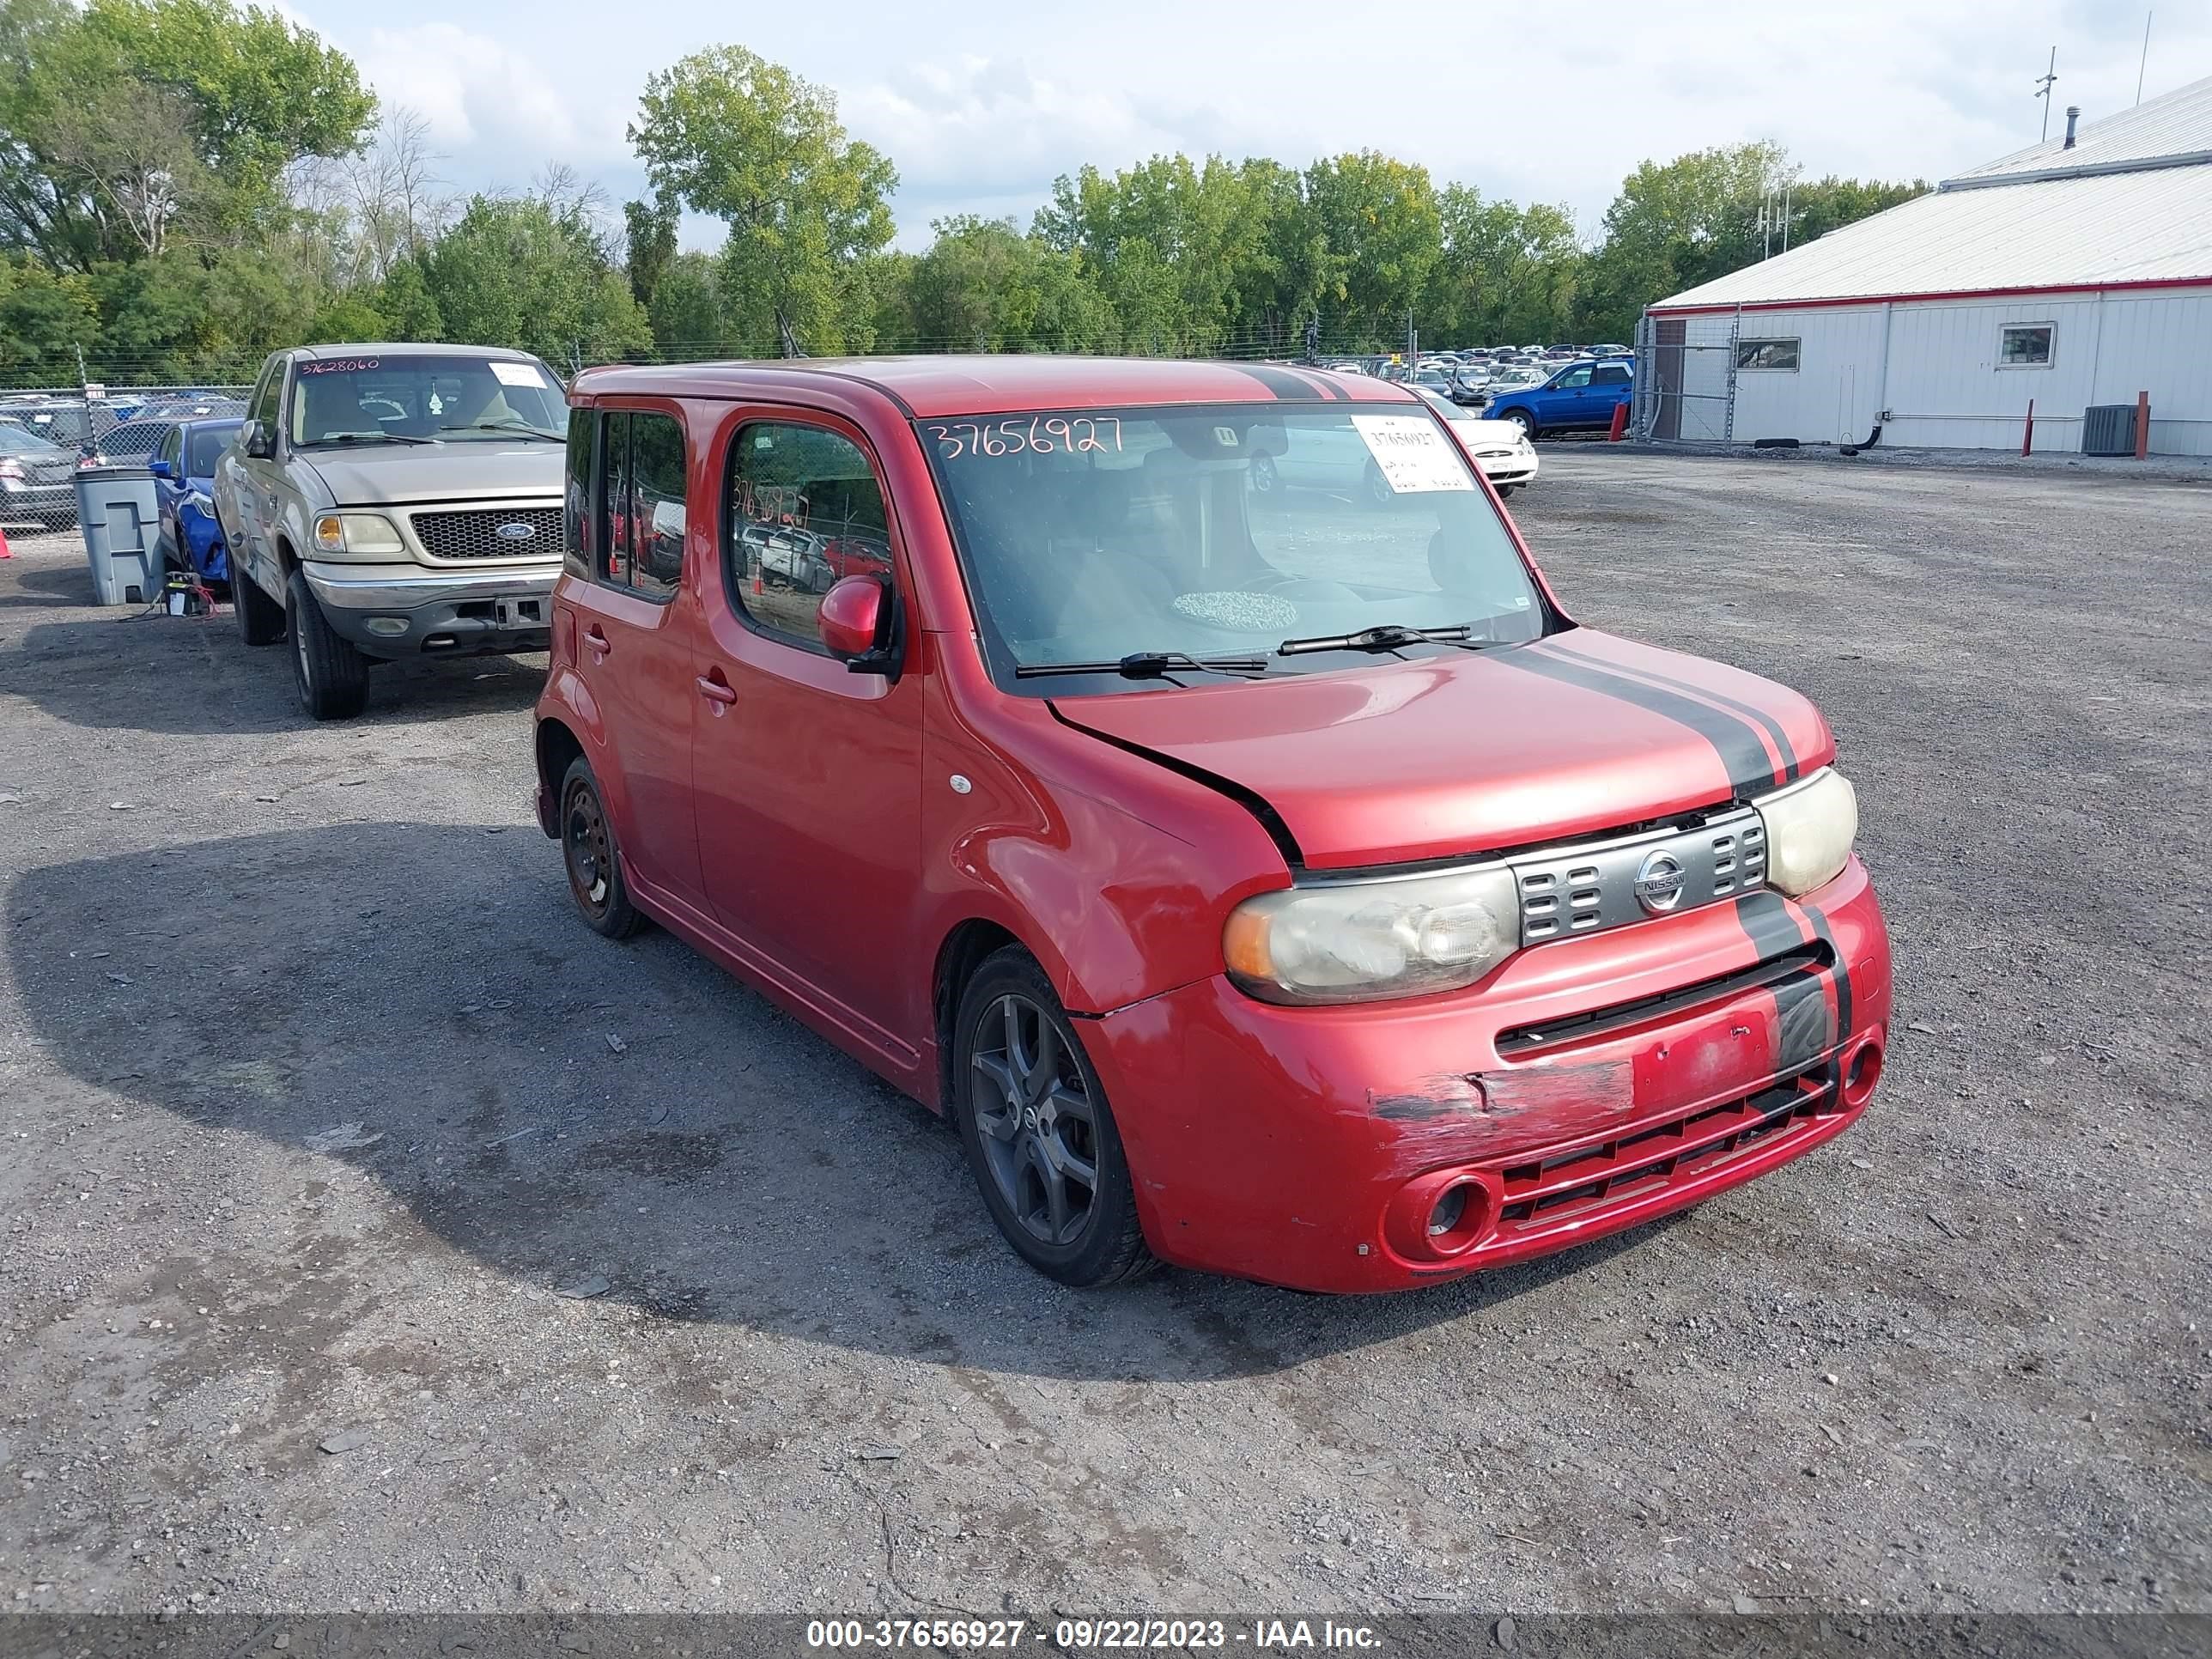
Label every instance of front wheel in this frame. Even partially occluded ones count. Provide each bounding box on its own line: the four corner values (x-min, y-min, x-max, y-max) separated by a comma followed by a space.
1503, 409, 1538, 441
951, 948, 1154, 1288
1249, 453, 1278, 495
1496, 482, 1518, 497
1363, 459, 1395, 508
284, 568, 368, 720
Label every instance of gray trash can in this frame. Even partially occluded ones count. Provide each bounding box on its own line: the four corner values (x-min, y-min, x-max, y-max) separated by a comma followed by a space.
75, 465, 165, 605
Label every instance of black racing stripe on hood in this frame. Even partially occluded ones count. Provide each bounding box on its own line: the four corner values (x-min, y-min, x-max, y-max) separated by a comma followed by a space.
1799, 903, 1854, 1036
1501, 642, 1782, 797
1549, 637, 1802, 784
1231, 364, 1336, 403
1046, 702, 1304, 869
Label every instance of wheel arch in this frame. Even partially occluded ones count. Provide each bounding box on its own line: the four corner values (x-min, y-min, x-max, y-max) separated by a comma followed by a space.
932, 918, 1026, 1114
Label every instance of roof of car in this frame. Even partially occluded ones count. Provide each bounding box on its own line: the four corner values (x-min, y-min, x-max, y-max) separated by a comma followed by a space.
572, 355, 1426, 419
293, 342, 544, 362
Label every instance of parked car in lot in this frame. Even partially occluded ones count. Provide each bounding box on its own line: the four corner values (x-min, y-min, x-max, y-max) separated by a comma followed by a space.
148, 417, 244, 584
534, 356, 1890, 1294
214, 343, 568, 719
1482, 356, 1635, 439
1412, 387, 1540, 494
0, 422, 79, 528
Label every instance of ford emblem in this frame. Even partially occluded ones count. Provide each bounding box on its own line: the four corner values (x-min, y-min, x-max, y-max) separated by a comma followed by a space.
495, 521, 537, 542
1633, 849, 1688, 915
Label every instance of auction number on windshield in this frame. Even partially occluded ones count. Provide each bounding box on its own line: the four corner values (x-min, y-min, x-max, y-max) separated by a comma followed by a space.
929, 416, 1121, 459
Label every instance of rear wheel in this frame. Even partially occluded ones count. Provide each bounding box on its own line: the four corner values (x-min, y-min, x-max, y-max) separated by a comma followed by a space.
560, 756, 646, 939
284, 568, 368, 720
951, 947, 1154, 1288
234, 559, 286, 647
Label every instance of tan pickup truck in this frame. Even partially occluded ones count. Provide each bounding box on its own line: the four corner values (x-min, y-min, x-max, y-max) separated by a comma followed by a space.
213, 343, 567, 719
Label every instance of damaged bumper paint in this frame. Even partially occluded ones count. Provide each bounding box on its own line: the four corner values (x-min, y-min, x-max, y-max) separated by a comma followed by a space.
1086, 857, 1891, 1293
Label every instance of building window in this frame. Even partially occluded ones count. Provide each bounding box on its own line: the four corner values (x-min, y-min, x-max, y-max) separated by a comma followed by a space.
1999, 324, 2054, 368
1735, 338, 1801, 371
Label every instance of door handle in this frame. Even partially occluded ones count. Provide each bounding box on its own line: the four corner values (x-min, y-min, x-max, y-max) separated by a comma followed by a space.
583, 625, 611, 659
696, 674, 738, 710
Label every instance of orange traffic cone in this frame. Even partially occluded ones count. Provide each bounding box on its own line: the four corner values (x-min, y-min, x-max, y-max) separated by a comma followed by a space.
0, 522, 13, 559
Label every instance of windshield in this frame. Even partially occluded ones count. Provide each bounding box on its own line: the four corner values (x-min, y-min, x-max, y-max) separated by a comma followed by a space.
288, 354, 564, 447
926, 403, 1545, 684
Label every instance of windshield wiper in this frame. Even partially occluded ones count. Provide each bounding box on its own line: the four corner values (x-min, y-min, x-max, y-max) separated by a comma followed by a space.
1276, 623, 1479, 657
441, 421, 562, 441
305, 431, 436, 447
1015, 651, 1270, 681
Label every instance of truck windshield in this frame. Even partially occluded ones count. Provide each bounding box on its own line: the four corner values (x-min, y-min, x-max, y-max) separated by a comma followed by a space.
289, 354, 565, 447
924, 403, 1545, 679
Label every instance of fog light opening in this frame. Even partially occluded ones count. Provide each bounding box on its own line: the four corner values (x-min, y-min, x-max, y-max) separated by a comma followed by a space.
1427, 1184, 1469, 1237
1842, 1040, 1883, 1109
364, 616, 409, 637
1422, 1178, 1490, 1256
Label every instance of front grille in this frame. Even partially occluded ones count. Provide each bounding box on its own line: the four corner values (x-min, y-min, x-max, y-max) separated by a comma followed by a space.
409, 506, 561, 561
1516, 807, 1765, 944
1475, 1064, 1845, 1254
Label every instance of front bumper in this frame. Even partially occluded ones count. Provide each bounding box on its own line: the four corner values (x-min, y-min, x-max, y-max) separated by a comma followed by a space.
303, 559, 560, 659
1085, 857, 1891, 1292
1476, 453, 1539, 486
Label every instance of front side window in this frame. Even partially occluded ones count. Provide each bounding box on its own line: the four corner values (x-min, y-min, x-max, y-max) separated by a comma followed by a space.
288, 353, 565, 447
1999, 325, 2054, 368
156, 427, 183, 469
248, 359, 283, 429
725, 422, 892, 651
924, 403, 1545, 688
185, 427, 232, 475
1553, 367, 1594, 389
1736, 338, 1802, 371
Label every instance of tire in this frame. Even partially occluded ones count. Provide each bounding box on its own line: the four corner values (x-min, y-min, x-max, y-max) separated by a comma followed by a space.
1249, 453, 1278, 495
1496, 483, 1517, 497
559, 756, 647, 939
284, 567, 368, 720
951, 947, 1155, 1288
1503, 409, 1538, 441
234, 558, 287, 647
1363, 460, 1395, 508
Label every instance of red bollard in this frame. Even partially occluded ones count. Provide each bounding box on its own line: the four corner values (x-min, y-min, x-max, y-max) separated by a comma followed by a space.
2136, 390, 2150, 459
2021, 398, 2034, 457
1607, 403, 1631, 442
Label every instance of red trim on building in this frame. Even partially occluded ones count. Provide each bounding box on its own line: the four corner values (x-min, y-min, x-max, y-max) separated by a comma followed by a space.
1649, 274, 2212, 317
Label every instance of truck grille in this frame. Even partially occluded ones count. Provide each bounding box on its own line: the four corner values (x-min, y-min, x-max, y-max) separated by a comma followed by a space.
1515, 807, 1765, 945
409, 506, 561, 561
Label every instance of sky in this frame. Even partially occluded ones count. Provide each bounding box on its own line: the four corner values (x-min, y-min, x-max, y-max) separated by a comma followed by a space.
288, 0, 2209, 253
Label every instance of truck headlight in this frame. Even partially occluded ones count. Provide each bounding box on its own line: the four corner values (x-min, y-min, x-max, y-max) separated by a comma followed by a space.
313, 513, 405, 555
1756, 767, 1858, 896
1223, 866, 1520, 1005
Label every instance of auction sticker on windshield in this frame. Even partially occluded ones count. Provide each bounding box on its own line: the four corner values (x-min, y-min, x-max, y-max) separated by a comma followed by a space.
490, 362, 549, 388
1350, 413, 1476, 493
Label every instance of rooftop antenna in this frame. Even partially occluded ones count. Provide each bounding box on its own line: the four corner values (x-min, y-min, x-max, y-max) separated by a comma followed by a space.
2035, 47, 2058, 142
2137, 11, 2153, 105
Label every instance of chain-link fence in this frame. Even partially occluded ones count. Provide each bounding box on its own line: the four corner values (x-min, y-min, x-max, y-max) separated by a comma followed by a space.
1632, 313, 1740, 442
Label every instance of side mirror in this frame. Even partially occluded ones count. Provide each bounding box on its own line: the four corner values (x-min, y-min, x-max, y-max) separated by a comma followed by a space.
817, 573, 903, 683
147, 459, 173, 480
242, 421, 274, 459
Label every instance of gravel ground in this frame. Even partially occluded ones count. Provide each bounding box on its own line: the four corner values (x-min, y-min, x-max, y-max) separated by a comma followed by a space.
0, 451, 2206, 1620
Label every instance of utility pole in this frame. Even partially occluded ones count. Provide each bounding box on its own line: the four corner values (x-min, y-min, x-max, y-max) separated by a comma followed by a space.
2137, 11, 2153, 105
2035, 47, 2058, 143
1781, 184, 1794, 253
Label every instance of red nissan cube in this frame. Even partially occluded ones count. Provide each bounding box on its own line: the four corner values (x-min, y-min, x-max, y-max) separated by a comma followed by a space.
533, 357, 1890, 1293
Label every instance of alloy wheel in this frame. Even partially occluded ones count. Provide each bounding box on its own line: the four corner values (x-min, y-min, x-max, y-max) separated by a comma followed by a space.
968, 993, 1099, 1247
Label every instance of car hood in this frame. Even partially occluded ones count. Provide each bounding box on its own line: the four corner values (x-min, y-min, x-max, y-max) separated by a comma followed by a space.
300, 441, 564, 506
1050, 628, 1832, 870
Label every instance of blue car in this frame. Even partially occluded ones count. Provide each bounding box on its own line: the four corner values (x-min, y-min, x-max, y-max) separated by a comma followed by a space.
146, 416, 244, 585
1481, 356, 1634, 440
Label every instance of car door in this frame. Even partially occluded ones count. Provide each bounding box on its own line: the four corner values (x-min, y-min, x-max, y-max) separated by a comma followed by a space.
1542, 364, 1595, 428
560, 404, 706, 906
228, 356, 287, 588
688, 410, 925, 1060
1589, 362, 1632, 427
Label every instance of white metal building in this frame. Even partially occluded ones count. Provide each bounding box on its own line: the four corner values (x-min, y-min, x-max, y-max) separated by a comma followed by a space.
1638, 74, 2212, 455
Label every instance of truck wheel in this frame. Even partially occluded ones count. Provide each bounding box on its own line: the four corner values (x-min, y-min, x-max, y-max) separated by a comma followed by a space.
558, 756, 646, 939
1504, 409, 1539, 441
234, 562, 287, 647
284, 568, 368, 720
951, 947, 1156, 1289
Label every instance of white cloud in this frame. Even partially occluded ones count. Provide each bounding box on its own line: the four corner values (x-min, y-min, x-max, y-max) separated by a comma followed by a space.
350, 23, 629, 178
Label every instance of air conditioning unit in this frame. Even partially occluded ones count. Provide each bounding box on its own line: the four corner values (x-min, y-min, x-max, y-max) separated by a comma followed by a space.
2081, 404, 2138, 457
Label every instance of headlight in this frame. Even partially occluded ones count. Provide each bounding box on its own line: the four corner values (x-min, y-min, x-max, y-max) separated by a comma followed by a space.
312, 512, 405, 555
1223, 866, 1520, 1005
1757, 767, 1857, 896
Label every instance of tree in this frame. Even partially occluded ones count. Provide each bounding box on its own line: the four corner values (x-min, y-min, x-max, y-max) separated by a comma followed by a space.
0, 0, 375, 270
420, 194, 651, 367
884, 216, 1107, 353
1301, 152, 1443, 349
1427, 186, 1582, 346
623, 191, 678, 309
0, 251, 98, 377
629, 46, 896, 354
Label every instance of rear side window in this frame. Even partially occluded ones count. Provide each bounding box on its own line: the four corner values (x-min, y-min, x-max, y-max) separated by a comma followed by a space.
724, 422, 891, 652
581, 409, 688, 602
1592, 364, 1631, 385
